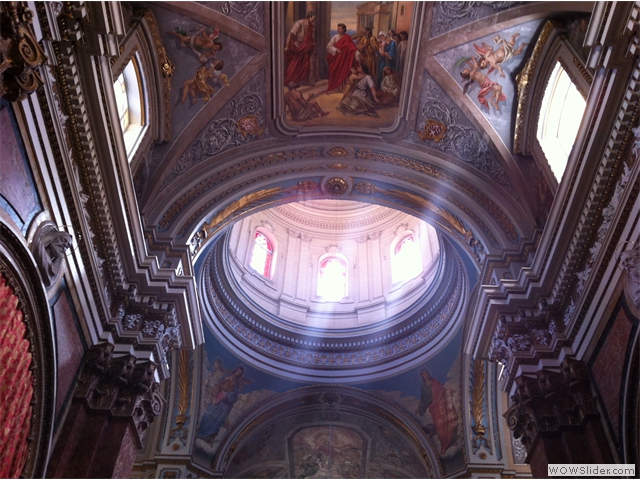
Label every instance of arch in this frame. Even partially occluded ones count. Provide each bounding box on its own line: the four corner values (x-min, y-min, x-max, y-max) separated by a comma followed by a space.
214, 385, 442, 478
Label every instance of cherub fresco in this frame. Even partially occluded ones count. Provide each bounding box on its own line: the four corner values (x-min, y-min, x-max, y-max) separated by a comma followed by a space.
474, 33, 528, 78
460, 57, 506, 112
197, 363, 253, 444
180, 60, 228, 105
455, 31, 529, 113
167, 26, 223, 64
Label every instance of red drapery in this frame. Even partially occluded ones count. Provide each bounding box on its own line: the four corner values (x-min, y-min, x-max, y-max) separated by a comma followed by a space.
0, 273, 33, 478
326, 35, 358, 92
284, 22, 315, 85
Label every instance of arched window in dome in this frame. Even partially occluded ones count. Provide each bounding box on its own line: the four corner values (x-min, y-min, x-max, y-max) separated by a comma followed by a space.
391, 233, 423, 284
249, 231, 274, 278
317, 256, 347, 301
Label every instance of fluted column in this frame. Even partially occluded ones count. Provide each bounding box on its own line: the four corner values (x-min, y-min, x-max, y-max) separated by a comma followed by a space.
46, 342, 163, 479
504, 357, 614, 478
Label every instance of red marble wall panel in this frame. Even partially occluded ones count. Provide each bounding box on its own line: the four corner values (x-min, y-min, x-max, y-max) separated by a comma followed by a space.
0, 105, 39, 226
52, 291, 85, 417
591, 308, 633, 437
112, 424, 137, 479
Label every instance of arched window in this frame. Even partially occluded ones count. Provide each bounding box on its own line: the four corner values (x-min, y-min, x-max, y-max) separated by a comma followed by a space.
249, 231, 274, 278
536, 61, 586, 181
317, 256, 347, 301
392, 234, 422, 284
113, 59, 147, 159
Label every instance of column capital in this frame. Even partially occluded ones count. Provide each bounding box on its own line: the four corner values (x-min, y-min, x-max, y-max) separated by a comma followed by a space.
504, 357, 598, 453
75, 342, 164, 447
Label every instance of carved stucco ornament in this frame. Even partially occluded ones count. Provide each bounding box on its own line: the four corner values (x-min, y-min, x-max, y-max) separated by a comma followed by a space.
327, 147, 348, 157
324, 177, 349, 196
29, 221, 73, 288
0, 1, 47, 101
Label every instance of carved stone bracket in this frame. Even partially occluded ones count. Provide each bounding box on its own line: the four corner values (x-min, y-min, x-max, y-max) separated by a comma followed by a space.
75, 342, 164, 446
503, 358, 598, 454
0, 1, 47, 101
488, 307, 562, 372
111, 299, 182, 361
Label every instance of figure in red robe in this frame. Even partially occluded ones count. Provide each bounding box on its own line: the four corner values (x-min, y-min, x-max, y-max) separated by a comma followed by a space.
415, 369, 459, 455
325, 23, 358, 93
284, 12, 317, 86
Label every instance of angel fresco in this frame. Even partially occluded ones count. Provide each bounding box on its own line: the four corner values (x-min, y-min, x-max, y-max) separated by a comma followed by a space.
180, 60, 228, 105
197, 363, 253, 444
474, 33, 528, 78
460, 57, 506, 112
456, 31, 529, 113
167, 26, 223, 64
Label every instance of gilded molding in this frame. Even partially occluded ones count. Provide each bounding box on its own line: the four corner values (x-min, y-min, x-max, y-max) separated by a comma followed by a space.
168, 350, 191, 446
573, 56, 592, 86
470, 359, 491, 454
354, 148, 518, 243
513, 20, 560, 155
162, 148, 323, 234
138, 8, 173, 142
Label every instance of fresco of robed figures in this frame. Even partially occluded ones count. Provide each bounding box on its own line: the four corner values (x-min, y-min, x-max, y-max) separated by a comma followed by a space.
283, 1, 414, 128
436, 19, 542, 147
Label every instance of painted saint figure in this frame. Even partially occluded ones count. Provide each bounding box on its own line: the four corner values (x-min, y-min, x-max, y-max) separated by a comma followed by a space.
197, 366, 249, 443
356, 27, 378, 81
460, 57, 506, 112
376, 31, 397, 88
396, 31, 409, 73
375, 66, 402, 107
284, 12, 317, 85
284, 83, 329, 121
337, 64, 379, 117
415, 369, 459, 455
325, 23, 358, 93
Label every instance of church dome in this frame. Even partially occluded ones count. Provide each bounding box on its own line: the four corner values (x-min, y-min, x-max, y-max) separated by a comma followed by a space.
201, 200, 468, 383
